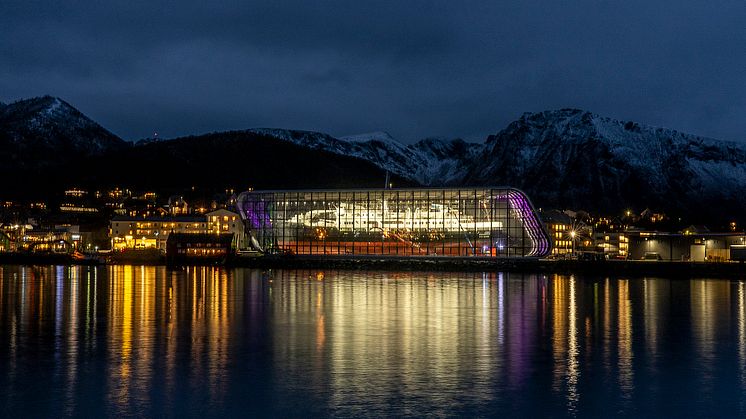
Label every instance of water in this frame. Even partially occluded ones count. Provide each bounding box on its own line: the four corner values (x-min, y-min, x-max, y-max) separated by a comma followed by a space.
1, 265, 745, 418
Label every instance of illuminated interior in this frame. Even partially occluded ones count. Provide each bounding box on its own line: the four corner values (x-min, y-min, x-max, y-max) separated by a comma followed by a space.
237, 188, 551, 257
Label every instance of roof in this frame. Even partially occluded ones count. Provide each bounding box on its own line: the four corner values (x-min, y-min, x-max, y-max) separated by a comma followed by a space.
238, 186, 521, 194
682, 225, 710, 234
206, 208, 240, 217
111, 215, 206, 222
539, 209, 572, 224
166, 233, 234, 244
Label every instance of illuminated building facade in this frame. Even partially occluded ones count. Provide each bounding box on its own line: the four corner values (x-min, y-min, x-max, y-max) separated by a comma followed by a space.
109, 209, 243, 251
166, 233, 234, 261
60, 188, 99, 214
110, 215, 206, 250
539, 210, 575, 256
236, 187, 551, 257
593, 232, 629, 258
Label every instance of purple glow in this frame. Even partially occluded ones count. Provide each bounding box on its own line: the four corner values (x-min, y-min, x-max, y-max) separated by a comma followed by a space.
495, 189, 551, 257
237, 194, 272, 230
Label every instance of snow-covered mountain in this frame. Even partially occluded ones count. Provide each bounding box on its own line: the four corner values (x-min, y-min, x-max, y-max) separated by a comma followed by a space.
0, 96, 126, 168
4, 94, 746, 220
248, 109, 746, 218
409, 137, 482, 185
463, 109, 746, 217
248, 128, 477, 185
246, 129, 425, 182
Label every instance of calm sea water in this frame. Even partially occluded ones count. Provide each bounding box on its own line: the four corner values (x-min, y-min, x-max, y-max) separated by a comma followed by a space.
0, 265, 745, 418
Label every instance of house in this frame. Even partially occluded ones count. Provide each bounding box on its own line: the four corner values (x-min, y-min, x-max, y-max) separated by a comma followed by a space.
206, 209, 245, 249
539, 210, 574, 255
109, 209, 245, 251
166, 233, 234, 262
110, 215, 207, 250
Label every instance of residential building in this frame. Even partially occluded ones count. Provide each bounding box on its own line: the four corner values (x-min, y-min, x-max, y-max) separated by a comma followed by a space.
109, 209, 245, 251
206, 209, 245, 248
110, 215, 207, 250
166, 233, 234, 262
540, 210, 574, 255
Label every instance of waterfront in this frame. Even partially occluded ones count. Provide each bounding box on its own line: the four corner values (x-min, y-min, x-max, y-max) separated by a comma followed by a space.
1, 266, 746, 417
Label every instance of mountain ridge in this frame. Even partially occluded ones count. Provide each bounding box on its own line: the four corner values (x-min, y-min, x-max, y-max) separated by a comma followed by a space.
2, 96, 745, 222
0, 95, 126, 169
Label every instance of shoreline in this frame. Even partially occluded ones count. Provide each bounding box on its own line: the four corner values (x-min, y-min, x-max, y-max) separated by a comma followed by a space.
2, 253, 746, 278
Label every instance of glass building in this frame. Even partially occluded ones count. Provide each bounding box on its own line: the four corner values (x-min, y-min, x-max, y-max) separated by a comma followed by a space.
236, 188, 551, 257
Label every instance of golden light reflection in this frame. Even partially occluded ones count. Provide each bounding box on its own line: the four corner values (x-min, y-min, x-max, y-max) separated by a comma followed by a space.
603, 278, 611, 372
567, 276, 579, 413
552, 275, 568, 395
267, 270, 522, 415
107, 265, 134, 413
643, 279, 658, 361
64, 267, 80, 416
2, 266, 746, 416
164, 269, 179, 407
316, 289, 325, 354
691, 279, 730, 395
617, 279, 634, 404
738, 282, 746, 414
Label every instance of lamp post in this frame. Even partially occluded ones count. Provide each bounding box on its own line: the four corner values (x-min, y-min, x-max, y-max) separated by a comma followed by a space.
570, 230, 576, 255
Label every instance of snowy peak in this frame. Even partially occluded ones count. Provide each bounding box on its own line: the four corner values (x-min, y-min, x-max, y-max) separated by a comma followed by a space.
247, 128, 343, 151
3, 95, 745, 221
339, 131, 416, 170
0, 96, 126, 168
248, 127, 482, 186
467, 108, 746, 219
412, 137, 478, 160
340, 131, 400, 144
4, 96, 78, 126
244, 128, 419, 180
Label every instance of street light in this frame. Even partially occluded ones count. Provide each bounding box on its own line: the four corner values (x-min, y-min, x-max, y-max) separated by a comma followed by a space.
570, 230, 576, 255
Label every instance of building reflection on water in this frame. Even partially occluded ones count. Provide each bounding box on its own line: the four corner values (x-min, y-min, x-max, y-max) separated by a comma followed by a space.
1, 266, 746, 416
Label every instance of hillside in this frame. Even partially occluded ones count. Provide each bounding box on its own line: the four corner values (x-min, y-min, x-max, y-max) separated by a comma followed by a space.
462, 109, 746, 219
0, 96, 126, 169
2, 96, 746, 222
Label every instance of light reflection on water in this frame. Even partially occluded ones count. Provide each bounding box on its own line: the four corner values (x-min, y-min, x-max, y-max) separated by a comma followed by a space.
0, 266, 746, 417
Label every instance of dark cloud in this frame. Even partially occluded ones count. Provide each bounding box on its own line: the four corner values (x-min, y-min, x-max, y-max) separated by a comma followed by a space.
1, 0, 744, 142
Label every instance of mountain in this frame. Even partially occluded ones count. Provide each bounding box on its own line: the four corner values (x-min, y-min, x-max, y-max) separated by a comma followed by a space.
0, 96, 126, 169
249, 129, 426, 183
252, 129, 478, 185
2, 95, 746, 222
4, 129, 413, 197
248, 111, 746, 221
409, 137, 481, 185
462, 109, 746, 219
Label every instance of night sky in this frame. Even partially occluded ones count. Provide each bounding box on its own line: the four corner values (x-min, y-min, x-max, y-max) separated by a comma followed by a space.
2, 1, 745, 143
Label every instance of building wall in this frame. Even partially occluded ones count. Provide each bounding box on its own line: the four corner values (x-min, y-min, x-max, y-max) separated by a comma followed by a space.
628, 234, 746, 261
548, 223, 572, 255
110, 218, 209, 250
593, 232, 629, 258
236, 188, 551, 257
206, 209, 244, 249
110, 210, 245, 251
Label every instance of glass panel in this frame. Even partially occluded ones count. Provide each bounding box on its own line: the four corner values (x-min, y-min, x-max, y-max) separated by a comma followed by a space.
236, 188, 550, 257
